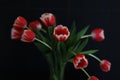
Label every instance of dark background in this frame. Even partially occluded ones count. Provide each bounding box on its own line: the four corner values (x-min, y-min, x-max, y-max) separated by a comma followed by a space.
0, 0, 119, 80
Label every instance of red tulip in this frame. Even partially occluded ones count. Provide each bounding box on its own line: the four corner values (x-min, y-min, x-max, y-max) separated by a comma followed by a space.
13, 16, 27, 29
21, 30, 35, 43
53, 25, 70, 41
88, 76, 99, 80
100, 59, 111, 72
73, 54, 88, 69
40, 13, 56, 27
29, 21, 42, 31
91, 28, 105, 42
11, 28, 24, 40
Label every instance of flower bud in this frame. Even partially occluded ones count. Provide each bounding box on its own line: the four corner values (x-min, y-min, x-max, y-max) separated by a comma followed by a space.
29, 21, 42, 31
40, 13, 56, 27
13, 16, 27, 29
21, 30, 35, 43
88, 76, 99, 80
91, 28, 105, 42
73, 54, 88, 69
100, 59, 111, 72
53, 25, 70, 42
11, 28, 24, 40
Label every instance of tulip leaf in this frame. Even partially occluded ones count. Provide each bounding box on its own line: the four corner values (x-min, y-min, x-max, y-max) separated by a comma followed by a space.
57, 42, 61, 54
57, 42, 63, 61
66, 21, 76, 47
79, 49, 98, 55
76, 25, 89, 42
66, 25, 89, 49
35, 30, 47, 42
48, 27, 54, 36
73, 41, 81, 51
76, 38, 88, 53
68, 58, 73, 63
61, 42, 67, 54
61, 42, 67, 61
34, 41, 50, 53
48, 27, 56, 44
70, 21, 76, 36
35, 30, 52, 47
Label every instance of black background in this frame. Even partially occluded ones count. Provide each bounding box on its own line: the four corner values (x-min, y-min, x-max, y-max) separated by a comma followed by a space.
0, 0, 119, 80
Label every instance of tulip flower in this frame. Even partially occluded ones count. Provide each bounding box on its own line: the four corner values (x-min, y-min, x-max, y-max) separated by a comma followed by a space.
11, 28, 24, 40
21, 30, 35, 43
91, 28, 105, 42
40, 13, 56, 27
100, 59, 111, 72
73, 54, 88, 69
53, 25, 70, 42
29, 21, 42, 31
13, 16, 27, 29
88, 76, 99, 80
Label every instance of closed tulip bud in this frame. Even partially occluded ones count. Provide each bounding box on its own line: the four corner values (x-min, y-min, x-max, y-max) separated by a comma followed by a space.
40, 13, 56, 27
100, 59, 111, 72
11, 28, 24, 40
21, 30, 35, 43
29, 21, 42, 31
88, 76, 99, 80
13, 16, 27, 29
91, 28, 105, 42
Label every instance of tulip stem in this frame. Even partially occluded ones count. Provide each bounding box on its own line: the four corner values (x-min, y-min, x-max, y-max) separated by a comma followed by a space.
25, 26, 30, 29
81, 68, 90, 78
71, 51, 76, 55
81, 34, 92, 39
41, 28, 47, 33
35, 38, 52, 50
88, 54, 101, 63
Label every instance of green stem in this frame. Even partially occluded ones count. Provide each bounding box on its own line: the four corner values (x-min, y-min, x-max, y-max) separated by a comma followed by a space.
71, 51, 76, 55
50, 63, 65, 80
81, 68, 90, 78
88, 54, 101, 62
41, 28, 47, 33
25, 26, 30, 29
47, 52, 65, 80
35, 38, 52, 50
81, 34, 92, 39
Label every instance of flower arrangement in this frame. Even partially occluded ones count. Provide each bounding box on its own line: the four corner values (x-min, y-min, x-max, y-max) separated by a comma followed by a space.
11, 13, 111, 80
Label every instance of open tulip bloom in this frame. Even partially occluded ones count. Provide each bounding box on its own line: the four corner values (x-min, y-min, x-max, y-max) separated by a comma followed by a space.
11, 13, 111, 80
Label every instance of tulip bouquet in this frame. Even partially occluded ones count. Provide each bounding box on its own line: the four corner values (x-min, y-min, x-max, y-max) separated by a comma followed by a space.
11, 13, 111, 80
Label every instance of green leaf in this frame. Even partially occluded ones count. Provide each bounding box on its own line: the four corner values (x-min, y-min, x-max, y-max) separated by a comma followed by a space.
70, 21, 76, 36
48, 27, 54, 38
34, 42, 50, 53
57, 42, 61, 54
66, 25, 89, 49
66, 35, 77, 48
80, 49, 98, 55
76, 38, 88, 53
47, 27, 56, 45
65, 22, 76, 46
76, 25, 89, 41
61, 42, 67, 54
73, 41, 81, 51
67, 41, 81, 54
57, 42, 66, 56
68, 58, 73, 63
61, 42, 68, 62
35, 30, 47, 41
